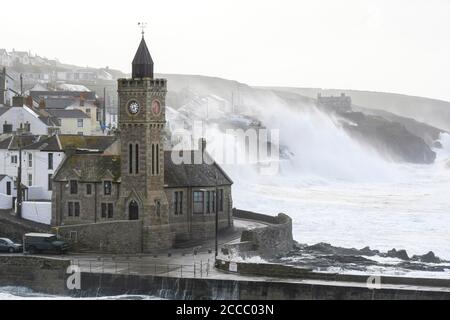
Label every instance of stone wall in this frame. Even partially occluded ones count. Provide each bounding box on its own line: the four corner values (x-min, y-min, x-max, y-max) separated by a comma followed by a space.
0, 256, 70, 295
75, 271, 450, 300
0, 209, 51, 242
231, 209, 294, 258
215, 258, 450, 290
54, 220, 142, 254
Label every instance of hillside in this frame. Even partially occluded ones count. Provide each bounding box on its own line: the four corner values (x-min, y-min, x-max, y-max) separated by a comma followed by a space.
266, 87, 450, 132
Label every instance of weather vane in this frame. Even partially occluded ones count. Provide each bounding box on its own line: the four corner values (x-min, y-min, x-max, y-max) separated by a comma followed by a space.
138, 22, 147, 38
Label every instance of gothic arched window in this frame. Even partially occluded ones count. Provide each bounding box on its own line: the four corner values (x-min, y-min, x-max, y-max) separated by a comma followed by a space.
135, 143, 139, 174
129, 144, 133, 174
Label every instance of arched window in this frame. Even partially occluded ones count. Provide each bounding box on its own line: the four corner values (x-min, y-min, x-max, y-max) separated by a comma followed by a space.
135, 143, 139, 174
128, 144, 133, 174
151, 144, 155, 175
156, 144, 160, 175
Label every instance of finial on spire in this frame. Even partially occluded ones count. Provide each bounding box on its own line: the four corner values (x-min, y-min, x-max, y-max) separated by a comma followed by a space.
138, 22, 147, 38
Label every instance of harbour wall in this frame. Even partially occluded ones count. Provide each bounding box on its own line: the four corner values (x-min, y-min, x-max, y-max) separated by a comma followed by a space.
227, 209, 294, 258
0, 255, 70, 295
1, 255, 450, 299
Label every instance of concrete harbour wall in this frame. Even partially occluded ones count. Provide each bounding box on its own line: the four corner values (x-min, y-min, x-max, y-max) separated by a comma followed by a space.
0, 256, 70, 295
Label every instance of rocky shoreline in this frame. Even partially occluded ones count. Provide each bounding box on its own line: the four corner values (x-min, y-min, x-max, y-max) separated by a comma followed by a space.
274, 242, 450, 274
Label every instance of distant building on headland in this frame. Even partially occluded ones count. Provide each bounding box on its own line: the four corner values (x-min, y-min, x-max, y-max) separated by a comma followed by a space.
317, 92, 352, 113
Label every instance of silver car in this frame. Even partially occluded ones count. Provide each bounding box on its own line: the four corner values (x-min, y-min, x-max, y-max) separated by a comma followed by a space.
0, 238, 23, 253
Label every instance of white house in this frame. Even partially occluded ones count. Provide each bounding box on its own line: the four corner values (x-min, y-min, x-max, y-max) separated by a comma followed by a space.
0, 102, 60, 135
0, 49, 12, 67
0, 134, 118, 224
10, 50, 30, 65
0, 175, 15, 209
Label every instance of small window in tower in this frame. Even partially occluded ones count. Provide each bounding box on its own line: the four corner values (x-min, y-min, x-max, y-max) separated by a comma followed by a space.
156, 144, 160, 175
135, 143, 139, 174
151, 144, 155, 175
155, 200, 161, 216
129, 144, 133, 174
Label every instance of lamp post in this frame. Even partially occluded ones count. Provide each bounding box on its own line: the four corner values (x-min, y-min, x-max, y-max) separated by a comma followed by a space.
215, 171, 219, 258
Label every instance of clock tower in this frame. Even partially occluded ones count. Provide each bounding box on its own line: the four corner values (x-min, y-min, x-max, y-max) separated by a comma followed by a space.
117, 34, 172, 251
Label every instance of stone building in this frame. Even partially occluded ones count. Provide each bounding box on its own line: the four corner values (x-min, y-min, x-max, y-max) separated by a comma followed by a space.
317, 93, 352, 113
51, 36, 233, 253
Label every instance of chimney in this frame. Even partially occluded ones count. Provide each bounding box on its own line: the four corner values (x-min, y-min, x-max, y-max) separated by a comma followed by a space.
39, 98, 46, 109
25, 96, 33, 108
198, 138, 207, 153
79, 93, 85, 107
12, 96, 25, 107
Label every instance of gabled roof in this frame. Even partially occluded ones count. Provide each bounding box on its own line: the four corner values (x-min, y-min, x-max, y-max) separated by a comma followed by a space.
58, 135, 117, 151
164, 150, 233, 187
54, 154, 121, 182
0, 105, 60, 127
53, 149, 233, 188
23, 134, 117, 152
46, 109, 89, 119
0, 135, 44, 150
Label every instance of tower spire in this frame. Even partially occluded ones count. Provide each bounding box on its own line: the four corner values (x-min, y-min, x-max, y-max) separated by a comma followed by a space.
132, 22, 154, 79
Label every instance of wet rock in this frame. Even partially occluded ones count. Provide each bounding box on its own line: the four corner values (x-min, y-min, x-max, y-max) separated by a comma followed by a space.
397, 262, 446, 272
433, 141, 443, 149
387, 249, 410, 260
412, 251, 441, 264
359, 246, 380, 256
325, 255, 374, 265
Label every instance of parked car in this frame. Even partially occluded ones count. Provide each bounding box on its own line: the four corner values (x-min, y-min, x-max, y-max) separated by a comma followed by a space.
24, 233, 69, 255
0, 238, 23, 253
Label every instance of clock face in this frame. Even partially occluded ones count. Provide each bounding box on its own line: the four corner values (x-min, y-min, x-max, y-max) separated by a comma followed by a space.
151, 100, 161, 115
127, 101, 140, 115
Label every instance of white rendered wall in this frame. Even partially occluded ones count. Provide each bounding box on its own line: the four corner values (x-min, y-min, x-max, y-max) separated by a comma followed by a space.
22, 201, 52, 225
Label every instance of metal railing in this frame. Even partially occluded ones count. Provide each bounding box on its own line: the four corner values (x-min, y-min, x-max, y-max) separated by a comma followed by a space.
71, 258, 212, 278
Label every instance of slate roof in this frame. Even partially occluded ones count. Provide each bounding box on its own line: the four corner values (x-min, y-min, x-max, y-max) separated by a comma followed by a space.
0, 135, 42, 150
58, 135, 117, 151
0, 107, 10, 117
0, 105, 60, 127
0, 134, 116, 152
46, 109, 89, 119
30, 91, 96, 100
132, 37, 154, 79
164, 151, 233, 187
53, 150, 233, 188
54, 154, 121, 182
23, 134, 117, 152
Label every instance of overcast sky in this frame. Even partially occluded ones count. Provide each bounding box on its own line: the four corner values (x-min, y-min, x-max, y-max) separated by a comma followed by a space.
1, 0, 449, 101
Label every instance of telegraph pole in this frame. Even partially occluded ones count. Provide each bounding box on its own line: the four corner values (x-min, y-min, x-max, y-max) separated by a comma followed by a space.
215, 171, 219, 258
16, 131, 23, 218
15, 74, 25, 218
102, 87, 106, 134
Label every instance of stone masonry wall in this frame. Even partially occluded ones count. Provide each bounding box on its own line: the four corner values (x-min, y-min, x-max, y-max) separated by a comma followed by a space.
232, 209, 294, 258
54, 220, 142, 254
